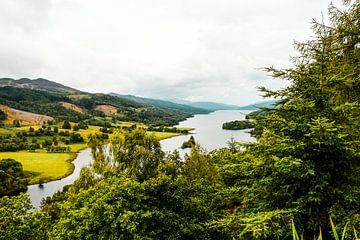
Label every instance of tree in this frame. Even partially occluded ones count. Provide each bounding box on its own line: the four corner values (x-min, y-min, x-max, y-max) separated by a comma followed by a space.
222, 1, 360, 238
62, 120, 71, 129
0, 109, 6, 121
12, 119, 20, 127
0, 158, 28, 196
0, 194, 50, 240
183, 145, 219, 185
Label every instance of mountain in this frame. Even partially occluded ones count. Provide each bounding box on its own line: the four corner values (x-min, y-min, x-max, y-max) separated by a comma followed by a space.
109, 93, 209, 114
186, 101, 239, 111
0, 85, 197, 126
0, 78, 81, 94
238, 100, 276, 110
168, 99, 239, 111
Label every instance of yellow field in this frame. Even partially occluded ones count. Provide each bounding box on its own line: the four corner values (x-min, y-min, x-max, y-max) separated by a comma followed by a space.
0, 151, 76, 184
68, 143, 88, 152
77, 125, 102, 139
0, 122, 185, 185
0, 128, 14, 135
149, 131, 182, 140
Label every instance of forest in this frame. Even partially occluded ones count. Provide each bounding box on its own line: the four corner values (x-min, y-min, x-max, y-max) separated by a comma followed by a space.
0, 87, 201, 126
0, 0, 359, 239
222, 120, 254, 130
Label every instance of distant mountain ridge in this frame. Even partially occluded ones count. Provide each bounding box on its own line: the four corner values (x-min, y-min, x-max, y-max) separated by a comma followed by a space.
0, 78, 81, 94
109, 93, 209, 114
167, 99, 239, 111
238, 100, 276, 110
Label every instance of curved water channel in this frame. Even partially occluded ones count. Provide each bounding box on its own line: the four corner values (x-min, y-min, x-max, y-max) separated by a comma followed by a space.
27, 110, 255, 208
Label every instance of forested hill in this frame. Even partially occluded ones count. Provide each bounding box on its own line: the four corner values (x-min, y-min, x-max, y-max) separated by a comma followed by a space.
170, 99, 239, 111
238, 100, 276, 110
0, 78, 82, 94
109, 93, 210, 114
0, 85, 196, 126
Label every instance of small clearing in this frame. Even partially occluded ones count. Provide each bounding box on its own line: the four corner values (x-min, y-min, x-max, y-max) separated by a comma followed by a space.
0, 105, 54, 125
95, 105, 118, 115
60, 101, 83, 113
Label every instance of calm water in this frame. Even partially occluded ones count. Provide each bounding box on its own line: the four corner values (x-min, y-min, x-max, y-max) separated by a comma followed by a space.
161, 110, 255, 154
27, 110, 255, 208
27, 148, 93, 208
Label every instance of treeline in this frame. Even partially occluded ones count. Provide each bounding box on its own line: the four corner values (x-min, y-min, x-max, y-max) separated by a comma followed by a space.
0, 87, 89, 122
0, 87, 195, 126
222, 120, 254, 130
0, 125, 84, 152
147, 126, 189, 134
0, 158, 28, 197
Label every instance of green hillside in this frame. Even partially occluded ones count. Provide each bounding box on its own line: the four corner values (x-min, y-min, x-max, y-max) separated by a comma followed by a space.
0, 86, 195, 126
109, 93, 210, 114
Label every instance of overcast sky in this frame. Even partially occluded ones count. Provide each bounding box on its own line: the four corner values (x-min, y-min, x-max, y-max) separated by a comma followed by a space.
0, 0, 344, 105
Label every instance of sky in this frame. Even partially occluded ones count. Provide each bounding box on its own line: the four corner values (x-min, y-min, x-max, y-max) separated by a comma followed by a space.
0, 0, 344, 105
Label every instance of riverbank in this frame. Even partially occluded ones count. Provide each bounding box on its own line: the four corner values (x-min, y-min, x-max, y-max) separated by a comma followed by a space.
21, 131, 188, 185
0, 143, 88, 185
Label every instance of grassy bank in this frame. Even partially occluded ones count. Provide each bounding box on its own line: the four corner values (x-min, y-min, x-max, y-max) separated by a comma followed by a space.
0, 122, 187, 185
0, 151, 75, 185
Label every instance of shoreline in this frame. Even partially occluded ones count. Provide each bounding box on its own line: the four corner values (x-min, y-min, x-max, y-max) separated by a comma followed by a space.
26, 130, 191, 186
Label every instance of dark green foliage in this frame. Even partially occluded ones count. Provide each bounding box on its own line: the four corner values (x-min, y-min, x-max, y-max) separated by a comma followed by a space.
69, 133, 83, 143
117, 106, 192, 126
0, 87, 88, 122
245, 108, 274, 119
86, 118, 112, 128
212, 1, 360, 238
37, 131, 228, 239
0, 159, 28, 196
148, 126, 188, 134
0, 109, 6, 121
222, 120, 254, 130
61, 120, 71, 129
181, 135, 196, 149
77, 121, 88, 129
12, 119, 20, 127
0, 194, 50, 240
0, 134, 29, 151
72, 124, 79, 131
0, 86, 199, 126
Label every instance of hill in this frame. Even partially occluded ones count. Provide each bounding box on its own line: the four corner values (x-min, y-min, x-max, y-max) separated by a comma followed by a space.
0, 86, 195, 126
109, 93, 209, 114
238, 100, 276, 110
0, 105, 54, 125
188, 101, 239, 111
169, 99, 239, 111
0, 78, 81, 94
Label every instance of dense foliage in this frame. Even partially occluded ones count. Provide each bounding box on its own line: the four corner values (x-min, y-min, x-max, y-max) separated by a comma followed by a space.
181, 135, 196, 149
0, 125, 83, 152
0, 87, 197, 126
0, 1, 359, 239
0, 87, 88, 122
222, 120, 254, 130
0, 110, 6, 121
0, 158, 28, 196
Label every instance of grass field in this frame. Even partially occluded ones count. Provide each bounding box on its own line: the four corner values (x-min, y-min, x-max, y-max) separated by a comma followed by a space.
77, 125, 102, 139
0, 122, 186, 185
0, 127, 14, 135
149, 131, 182, 140
0, 151, 76, 184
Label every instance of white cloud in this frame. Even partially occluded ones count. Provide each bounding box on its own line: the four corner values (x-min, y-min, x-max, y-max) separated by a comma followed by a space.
0, 0, 344, 105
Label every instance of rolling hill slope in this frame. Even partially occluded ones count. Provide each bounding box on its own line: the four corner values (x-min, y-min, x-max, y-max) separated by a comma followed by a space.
109, 93, 209, 114
0, 78, 81, 94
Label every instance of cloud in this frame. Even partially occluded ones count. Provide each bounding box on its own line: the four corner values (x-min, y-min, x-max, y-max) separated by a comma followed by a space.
0, 0, 343, 105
